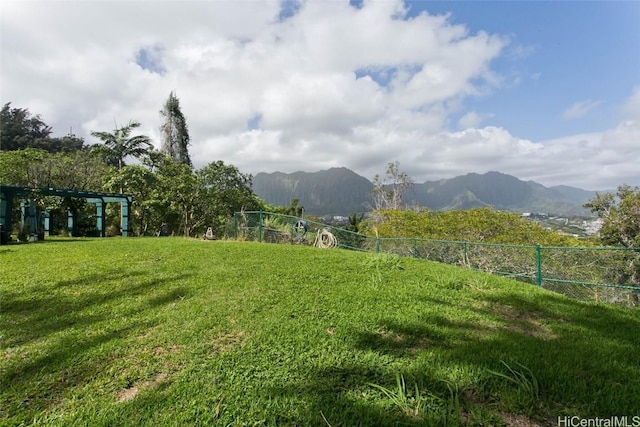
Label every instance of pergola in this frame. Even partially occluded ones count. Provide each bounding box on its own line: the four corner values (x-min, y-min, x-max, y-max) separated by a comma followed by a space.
0, 185, 133, 243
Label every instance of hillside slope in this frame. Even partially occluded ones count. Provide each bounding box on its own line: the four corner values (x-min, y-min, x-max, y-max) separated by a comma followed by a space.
3, 238, 639, 426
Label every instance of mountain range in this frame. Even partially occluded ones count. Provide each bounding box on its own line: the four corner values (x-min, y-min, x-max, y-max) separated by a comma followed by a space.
252, 168, 598, 217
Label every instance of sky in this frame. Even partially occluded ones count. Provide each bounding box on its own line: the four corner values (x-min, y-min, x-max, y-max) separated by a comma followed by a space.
1, 0, 639, 191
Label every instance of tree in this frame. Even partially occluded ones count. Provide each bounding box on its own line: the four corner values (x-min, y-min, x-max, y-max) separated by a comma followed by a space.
0, 148, 106, 190
160, 91, 191, 167
1, 103, 52, 151
90, 120, 152, 170
146, 159, 261, 237
584, 185, 640, 288
141, 148, 166, 173
156, 157, 199, 236
194, 161, 262, 236
32, 134, 85, 154
345, 212, 365, 233
285, 198, 304, 217
104, 165, 159, 236
371, 161, 414, 211
584, 184, 640, 248
0, 148, 49, 186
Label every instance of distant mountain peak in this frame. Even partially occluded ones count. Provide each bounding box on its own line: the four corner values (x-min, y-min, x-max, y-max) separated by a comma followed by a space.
252, 167, 595, 216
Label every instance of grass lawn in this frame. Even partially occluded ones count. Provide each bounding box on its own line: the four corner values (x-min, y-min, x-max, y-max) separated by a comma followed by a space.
1, 237, 639, 426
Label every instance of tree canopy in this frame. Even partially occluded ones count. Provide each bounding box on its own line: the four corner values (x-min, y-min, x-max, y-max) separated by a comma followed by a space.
1, 102, 267, 238
584, 184, 640, 248
90, 120, 153, 170
1, 103, 53, 151
160, 91, 192, 167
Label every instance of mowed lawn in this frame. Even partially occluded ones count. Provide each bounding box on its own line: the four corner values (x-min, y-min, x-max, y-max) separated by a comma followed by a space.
1, 238, 639, 426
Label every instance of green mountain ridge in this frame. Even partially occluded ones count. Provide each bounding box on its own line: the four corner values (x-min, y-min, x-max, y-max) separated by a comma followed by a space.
252, 168, 597, 217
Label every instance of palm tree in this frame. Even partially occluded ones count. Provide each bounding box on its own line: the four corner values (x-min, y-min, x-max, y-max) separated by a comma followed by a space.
91, 120, 152, 170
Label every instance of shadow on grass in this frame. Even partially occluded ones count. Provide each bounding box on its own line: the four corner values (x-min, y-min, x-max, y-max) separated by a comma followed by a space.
38, 238, 94, 243
270, 365, 428, 427
355, 290, 640, 417
263, 289, 640, 425
5, 238, 94, 245
2, 271, 193, 346
1, 271, 195, 422
146, 286, 193, 308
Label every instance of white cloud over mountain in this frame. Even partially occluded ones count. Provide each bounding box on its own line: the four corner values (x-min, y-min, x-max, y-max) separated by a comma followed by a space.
1, 0, 638, 190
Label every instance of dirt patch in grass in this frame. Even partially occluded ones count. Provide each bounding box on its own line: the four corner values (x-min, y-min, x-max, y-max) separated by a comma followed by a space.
152, 345, 180, 356
210, 331, 246, 356
117, 373, 167, 402
493, 305, 558, 340
499, 412, 545, 427
375, 328, 436, 353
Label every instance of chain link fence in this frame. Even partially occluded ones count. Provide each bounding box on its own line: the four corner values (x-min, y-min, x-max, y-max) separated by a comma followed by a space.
229, 211, 640, 307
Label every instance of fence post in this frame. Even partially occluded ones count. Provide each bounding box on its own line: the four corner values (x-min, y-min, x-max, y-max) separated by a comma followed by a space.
258, 210, 263, 243
376, 237, 380, 253
463, 241, 468, 267
536, 245, 542, 286
233, 214, 237, 239
413, 238, 417, 258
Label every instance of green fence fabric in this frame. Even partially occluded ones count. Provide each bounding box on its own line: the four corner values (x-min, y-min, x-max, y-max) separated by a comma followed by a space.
229, 211, 640, 307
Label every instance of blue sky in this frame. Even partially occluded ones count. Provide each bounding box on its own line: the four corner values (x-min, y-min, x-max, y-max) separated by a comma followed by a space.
2, 0, 639, 190
412, 1, 640, 141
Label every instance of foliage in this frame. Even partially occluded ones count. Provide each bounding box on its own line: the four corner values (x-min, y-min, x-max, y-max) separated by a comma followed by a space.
363, 208, 581, 246
487, 361, 540, 413
0, 148, 107, 190
24, 134, 86, 154
108, 157, 264, 237
584, 185, 640, 286
0, 102, 52, 151
344, 212, 365, 233
194, 160, 262, 236
371, 161, 414, 211
2, 239, 640, 426
104, 165, 160, 236
160, 91, 192, 167
285, 197, 304, 216
156, 159, 194, 236
367, 374, 428, 420
90, 120, 152, 170
584, 184, 640, 248
0, 148, 48, 185
0, 101, 268, 239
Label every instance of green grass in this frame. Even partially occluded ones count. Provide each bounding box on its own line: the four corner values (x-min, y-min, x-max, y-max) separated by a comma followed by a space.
1, 237, 639, 426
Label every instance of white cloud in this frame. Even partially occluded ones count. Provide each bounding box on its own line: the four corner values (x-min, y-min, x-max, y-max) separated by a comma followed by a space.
457, 111, 494, 129
622, 86, 640, 119
1, 0, 638, 192
561, 99, 602, 120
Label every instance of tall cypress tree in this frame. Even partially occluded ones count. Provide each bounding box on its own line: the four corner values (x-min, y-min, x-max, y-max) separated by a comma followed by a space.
160, 91, 192, 167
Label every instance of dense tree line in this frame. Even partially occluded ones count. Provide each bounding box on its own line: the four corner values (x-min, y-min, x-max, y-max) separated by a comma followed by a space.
0, 100, 264, 238
3, 101, 639, 250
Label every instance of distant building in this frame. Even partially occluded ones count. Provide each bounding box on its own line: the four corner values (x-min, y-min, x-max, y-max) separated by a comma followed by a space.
583, 218, 604, 235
